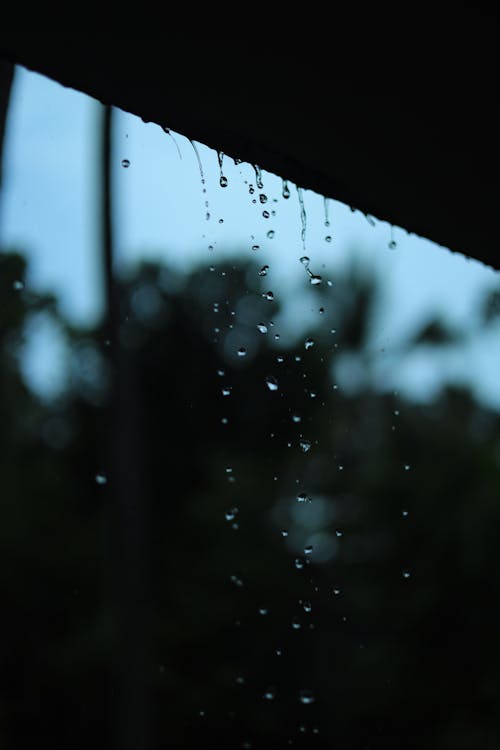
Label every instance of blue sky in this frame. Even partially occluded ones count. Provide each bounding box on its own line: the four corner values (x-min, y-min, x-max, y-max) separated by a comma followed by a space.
2, 66, 500, 409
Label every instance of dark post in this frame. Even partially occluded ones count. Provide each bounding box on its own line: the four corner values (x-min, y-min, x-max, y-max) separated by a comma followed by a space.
100, 104, 151, 750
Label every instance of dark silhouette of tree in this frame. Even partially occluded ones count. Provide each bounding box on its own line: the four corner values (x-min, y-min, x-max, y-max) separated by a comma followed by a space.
1, 248, 500, 749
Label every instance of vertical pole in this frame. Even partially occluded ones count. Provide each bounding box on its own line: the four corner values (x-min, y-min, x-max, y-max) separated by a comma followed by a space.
100, 104, 151, 750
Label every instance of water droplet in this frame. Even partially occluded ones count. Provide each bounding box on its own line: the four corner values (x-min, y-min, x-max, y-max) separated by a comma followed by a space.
266, 229, 275, 239
299, 256, 310, 268
251, 244, 260, 252
276, 648, 283, 656
217, 369, 225, 377
404, 464, 411, 471
304, 338, 314, 351
365, 214, 376, 227
388, 240, 397, 249
121, 158, 130, 168
297, 187, 307, 250
333, 587, 341, 596
12, 280, 24, 291
225, 466, 233, 474
262, 291, 274, 301
237, 347, 247, 357
259, 194, 268, 204
296, 492, 309, 503
219, 175, 228, 188
299, 440, 311, 453
262, 210, 270, 219
325, 235, 332, 243
222, 387, 232, 397
249, 184, 255, 195
221, 417, 228, 425
318, 307, 325, 314
303, 601, 312, 613
402, 569, 411, 579
258, 265, 269, 277
95, 473, 107, 485
402, 509, 409, 518
292, 415, 301, 423
294, 558, 305, 570
304, 545, 313, 555
257, 324, 268, 334
276, 355, 284, 363
225, 507, 239, 521
259, 607, 269, 616
310, 275, 322, 286
235, 675, 245, 685
335, 529, 343, 538
254, 165, 264, 190
291, 616, 302, 629
298, 689, 315, 705
230, 574, 244, 587
265, 375, 279, 392
262, 687, 276, 701
281, 529, 289, 538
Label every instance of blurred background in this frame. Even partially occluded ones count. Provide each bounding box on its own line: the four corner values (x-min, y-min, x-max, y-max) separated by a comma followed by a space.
1, 66, 500, 749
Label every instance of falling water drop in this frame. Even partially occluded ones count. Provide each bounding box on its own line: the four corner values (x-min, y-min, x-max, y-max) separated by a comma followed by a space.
296, 492, 309, 503
281, 529, 289, 538
299, 256, 310, 268
304, 338, 314, 351
219, 175, 228, 188
258, 265, 269, 277
254, 164, 264, 190
257, 324, 268, 334
323, 196, 330, 227
299, 689, 315, 705
262, 291, 274, 301
282, 179, 291, 199
266, 229, 275, 239
13, 280, 24, 291
303, 601, 312, 613
237, 347, 247, 358
299, 439, 311, 453
297, 187, 307, 250
265, 375, 279, 392
95, 473, 107, 485
251, 244, 260, 252
304, 546, 313, 555
121, 158, 130, 168
310, 275, 322, 286
259, 194, 268, 204
262, 687, 276, 701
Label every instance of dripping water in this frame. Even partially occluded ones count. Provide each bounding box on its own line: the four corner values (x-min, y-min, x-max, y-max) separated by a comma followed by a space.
190, 140, 211, 221
297, 187, 307, 251
282, 179, 291, 199
217, 150, 228, 188
161, 126, 182, 160
254, 164, 264, 190
323, 196, 330, 227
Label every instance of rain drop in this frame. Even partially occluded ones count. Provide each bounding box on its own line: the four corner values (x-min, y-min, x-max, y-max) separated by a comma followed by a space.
299, 440, 311, 453
325, 235, 332, 243
304, 338, 314, 351
12, 280, 24, 291
292, 415, 301, 423
222, 387, 232, 397
121, 158, 130, 168
281, 529, 289, 538
259, 194, 268, 204
296, 492, 309, 503
333, 587, 341, 596
259, 607, 269, 616
262, 687, 276, 701
237, 347, 247, 357
257, 324, 268, 334
258, 265, 269, 277
95, 473, 107, 485
219, 175, 228, 188
265, 375, 279, 392
294, 558, 305, 570
310, 275, 322, 286
303, 601, 312, 613
282, 179, 290, 199
304, 545, 313, 555
262, 291, 274, 301
251, 244, 260, 252
402, 569, 411, 579
402, 509, 409, 518
291, 617, 302, 629
225, 507, 239, 521
262, 210, 270, 218
266, 229, 275, 239
298, 689, 315, 705
299, 256, 310, 268
404, 464, 411, 471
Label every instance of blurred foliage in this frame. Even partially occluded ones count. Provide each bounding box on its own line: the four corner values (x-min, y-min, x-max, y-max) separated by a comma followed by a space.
1, 249, 500, 749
